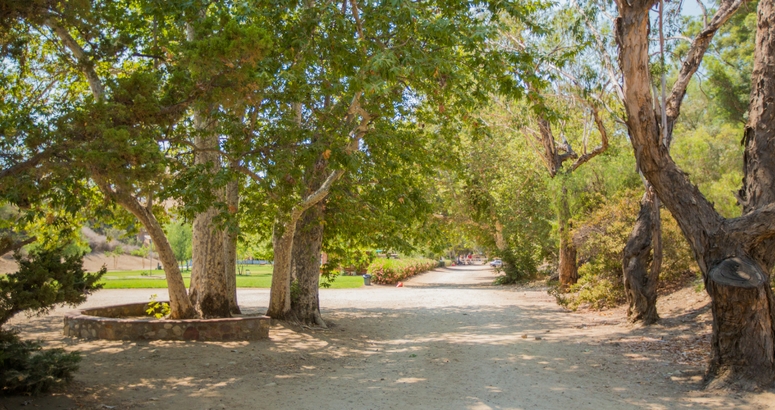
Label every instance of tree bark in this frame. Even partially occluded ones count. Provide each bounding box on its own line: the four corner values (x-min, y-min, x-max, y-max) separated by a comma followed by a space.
266, 167, 347, 320
224, 177, 241, 315
184, 18, 230, 319
187, 116, 229, 318
614, 0, 774, 389
494, 220, 506, 251
558, 185, 578, 288
190, 205, 229, 318
622, 185, 660, 324
706, 257, 774, 390
705, 0, 775, 388
92, 177, 196, 319
290, 202, 326, 327
267, 219, 297, 319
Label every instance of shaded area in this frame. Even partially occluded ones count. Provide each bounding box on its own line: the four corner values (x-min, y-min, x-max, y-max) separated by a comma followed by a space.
0, 265, 772, 409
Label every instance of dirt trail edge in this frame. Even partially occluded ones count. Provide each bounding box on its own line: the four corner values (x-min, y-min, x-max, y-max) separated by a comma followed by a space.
2, 264, 773, 409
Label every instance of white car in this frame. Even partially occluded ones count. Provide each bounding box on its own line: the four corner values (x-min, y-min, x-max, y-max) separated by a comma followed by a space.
489, 259, 502, 268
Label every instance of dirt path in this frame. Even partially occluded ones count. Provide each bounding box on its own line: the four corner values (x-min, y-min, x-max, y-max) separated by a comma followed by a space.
2, 265, 773, 409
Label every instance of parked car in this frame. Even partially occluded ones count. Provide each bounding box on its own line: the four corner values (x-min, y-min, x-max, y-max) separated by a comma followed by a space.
489, 258, 502, 268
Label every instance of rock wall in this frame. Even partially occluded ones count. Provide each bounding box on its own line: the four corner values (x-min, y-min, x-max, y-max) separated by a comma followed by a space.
64, 303, 270, 341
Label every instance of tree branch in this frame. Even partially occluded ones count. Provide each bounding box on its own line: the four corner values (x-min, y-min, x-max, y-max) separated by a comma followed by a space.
0, 148, 57, 180
0, 236, 37, 257
44, 18, 105, 102
571, 0, 625, 102
349, 0, 366, 43
664, 0, 744, 130
570, 103, 610, 172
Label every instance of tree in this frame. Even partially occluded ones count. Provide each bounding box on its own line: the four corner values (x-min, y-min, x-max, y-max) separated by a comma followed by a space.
0, 0, 200, 319
5, 0, 272, 319
228, 0, 541, 321
496, 9, 613, 289
166, 221, 192, 268
614, 0, 775, 388
430, 104, 555, 283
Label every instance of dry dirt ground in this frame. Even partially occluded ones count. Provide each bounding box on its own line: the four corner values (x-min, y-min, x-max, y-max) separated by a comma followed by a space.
2, 265, 774, 410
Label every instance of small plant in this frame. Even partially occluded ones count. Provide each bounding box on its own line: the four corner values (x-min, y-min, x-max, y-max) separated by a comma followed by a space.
1, 330, 81, 396
146, 294, 170, 319
493, 248, 539, 285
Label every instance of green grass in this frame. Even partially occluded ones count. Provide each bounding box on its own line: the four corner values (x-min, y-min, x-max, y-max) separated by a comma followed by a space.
98, 266, 364, 289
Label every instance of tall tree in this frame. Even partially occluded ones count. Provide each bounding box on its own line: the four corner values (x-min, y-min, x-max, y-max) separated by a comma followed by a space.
0, 1, 199, 318
499, 10, 613, 289
614, 0, 775, 388
229, 0, 542, 321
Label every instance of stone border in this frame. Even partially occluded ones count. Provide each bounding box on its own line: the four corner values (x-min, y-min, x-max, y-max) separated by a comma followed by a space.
64, 302, 270, 341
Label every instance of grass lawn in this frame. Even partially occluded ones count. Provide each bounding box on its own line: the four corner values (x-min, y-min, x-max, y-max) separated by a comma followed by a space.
98, 266, 364, 289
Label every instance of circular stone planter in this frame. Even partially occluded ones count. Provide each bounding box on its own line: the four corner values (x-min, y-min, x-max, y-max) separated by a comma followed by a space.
64, 302, 270, 341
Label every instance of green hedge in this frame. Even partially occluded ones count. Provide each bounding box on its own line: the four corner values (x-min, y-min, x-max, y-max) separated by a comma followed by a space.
367, 258, 439, 284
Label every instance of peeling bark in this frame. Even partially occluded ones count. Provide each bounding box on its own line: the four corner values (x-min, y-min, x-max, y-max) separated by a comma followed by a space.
224, 177, 241, 315
187, 110, 229, 318
558, 185, 578, 288
265, 95, 370, 321
622, 185, 660, 324
290, 202, 326, 327
267, 220, 296, 319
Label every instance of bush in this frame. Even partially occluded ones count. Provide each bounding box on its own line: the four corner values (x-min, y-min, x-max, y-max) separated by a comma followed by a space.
367, 258, 438, 284
493, 247, 541, 285
0, 330, 81, 396
1, 247, 105, 326
554, 191, 694, 310
0, 247, 103, 395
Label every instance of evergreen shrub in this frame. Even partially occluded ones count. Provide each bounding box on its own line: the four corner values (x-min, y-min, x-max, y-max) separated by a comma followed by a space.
0, 247, 103, 395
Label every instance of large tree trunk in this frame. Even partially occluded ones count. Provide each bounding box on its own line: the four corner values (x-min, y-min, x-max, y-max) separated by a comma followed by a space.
267, 219, 297, 319
93, 178, 196, 319
224, 177, 241, 315
290, 202, 326, 327
705, 0, 775, 388
185, 18, 230, 319
558, 185, 577, 288
187, 116, 229, 318
266, 166, 345, 321
615, 0, 774, 389
190, 206, 229, 318
622, 185, 661, 324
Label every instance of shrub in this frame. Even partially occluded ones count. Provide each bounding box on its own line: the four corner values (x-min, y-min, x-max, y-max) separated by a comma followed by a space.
493, 246, 541, 285
367, 258, 438, 284
0, 330, 81, 396
0, 247, 103, 395
554, 191, 694, 310
1, 247, 105, 326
